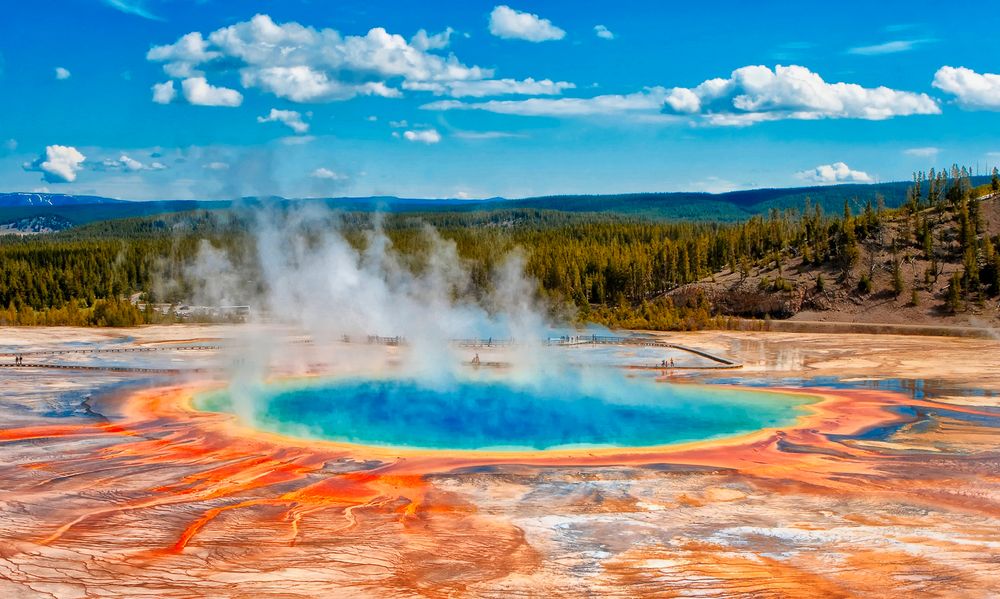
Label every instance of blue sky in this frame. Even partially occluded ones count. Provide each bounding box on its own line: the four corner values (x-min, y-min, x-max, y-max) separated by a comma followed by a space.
1, 0, 999, 200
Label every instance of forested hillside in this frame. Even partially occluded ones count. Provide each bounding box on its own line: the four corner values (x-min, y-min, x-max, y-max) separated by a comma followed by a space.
1, 166, 997, 329
670, 167, 1000, 328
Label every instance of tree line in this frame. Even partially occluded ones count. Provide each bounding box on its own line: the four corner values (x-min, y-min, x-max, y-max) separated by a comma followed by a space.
1, 165, 997, 328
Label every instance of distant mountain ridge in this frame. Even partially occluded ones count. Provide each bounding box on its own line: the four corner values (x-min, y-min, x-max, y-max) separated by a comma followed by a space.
1, 178, 991, 228
0, 192, 127, 208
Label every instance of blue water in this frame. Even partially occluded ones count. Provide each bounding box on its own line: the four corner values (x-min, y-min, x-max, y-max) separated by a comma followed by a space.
197, 375, 815, 451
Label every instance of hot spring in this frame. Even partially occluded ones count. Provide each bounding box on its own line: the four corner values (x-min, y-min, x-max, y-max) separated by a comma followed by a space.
196, 372, 816, 451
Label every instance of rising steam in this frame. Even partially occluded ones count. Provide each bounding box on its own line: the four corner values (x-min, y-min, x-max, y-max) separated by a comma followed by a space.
180, 205, 563, 422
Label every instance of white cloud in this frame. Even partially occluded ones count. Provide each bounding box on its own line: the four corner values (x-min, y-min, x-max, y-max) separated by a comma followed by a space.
181, 77, 243, 107
114, 155, 140, 171
904, 147, 940, 158
257, 108, 310, 133
145, 14, 580, 104
663, 87, 701, 113
311, 167, 348, 180
423, 87, 672, 117
389, 119, 409, 128
148, 14, 494, 105
54, 67, 71, 80
594, 25, 614, 40
847, 39, 930, 55
424, 65, 938, 126
23, 145, 87, 183
662, 64, 940, 125
240, 66, 401, 102
410, 27, 454, 51
146, 32, 218, 78
151, 80, 177, 104
2, 138, 16, 153
933, 66, 1000, 110
204, 161, 230, 170
366, 115, 378, 121
102, 0, 160, 20
797, 162, 872, 184
489, 6, 565, 42
403, 77, 574, 97
100, 154, 168, 172
403, 129, 442, 144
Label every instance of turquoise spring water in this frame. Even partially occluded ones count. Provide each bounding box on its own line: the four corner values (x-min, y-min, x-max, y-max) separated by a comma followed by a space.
196, 375, 815, 451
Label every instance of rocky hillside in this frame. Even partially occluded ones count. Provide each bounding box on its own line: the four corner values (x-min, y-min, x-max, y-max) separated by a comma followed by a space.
670, 190, 1000, 327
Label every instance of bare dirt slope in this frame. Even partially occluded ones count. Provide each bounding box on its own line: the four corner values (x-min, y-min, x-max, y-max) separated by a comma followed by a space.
671, 193, 1000, 328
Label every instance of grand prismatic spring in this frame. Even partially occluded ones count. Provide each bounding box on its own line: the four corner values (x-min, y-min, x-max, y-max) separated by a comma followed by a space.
6, 2, 1000, 596
197, 376, 814, 451
2, 326, 999, 597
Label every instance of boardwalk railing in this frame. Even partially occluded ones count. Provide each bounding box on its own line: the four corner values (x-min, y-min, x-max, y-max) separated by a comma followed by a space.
453, 338, 515, 348
544, 335, 740, 367
0, 363, 204, 374
2, 334, 741, 371
0, 345, 222, 358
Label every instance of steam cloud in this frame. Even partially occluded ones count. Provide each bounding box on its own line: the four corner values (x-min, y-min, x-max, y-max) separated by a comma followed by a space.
180, 205, 563, 422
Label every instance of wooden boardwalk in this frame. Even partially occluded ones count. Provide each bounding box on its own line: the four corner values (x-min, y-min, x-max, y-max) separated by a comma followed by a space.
1, 334, 741, 373
0, 345, 222, 358
0, 363, 204, 374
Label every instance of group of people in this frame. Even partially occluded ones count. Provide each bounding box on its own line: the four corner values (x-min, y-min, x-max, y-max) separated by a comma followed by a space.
660, 358, 675, 368
11, 355, 25, 366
